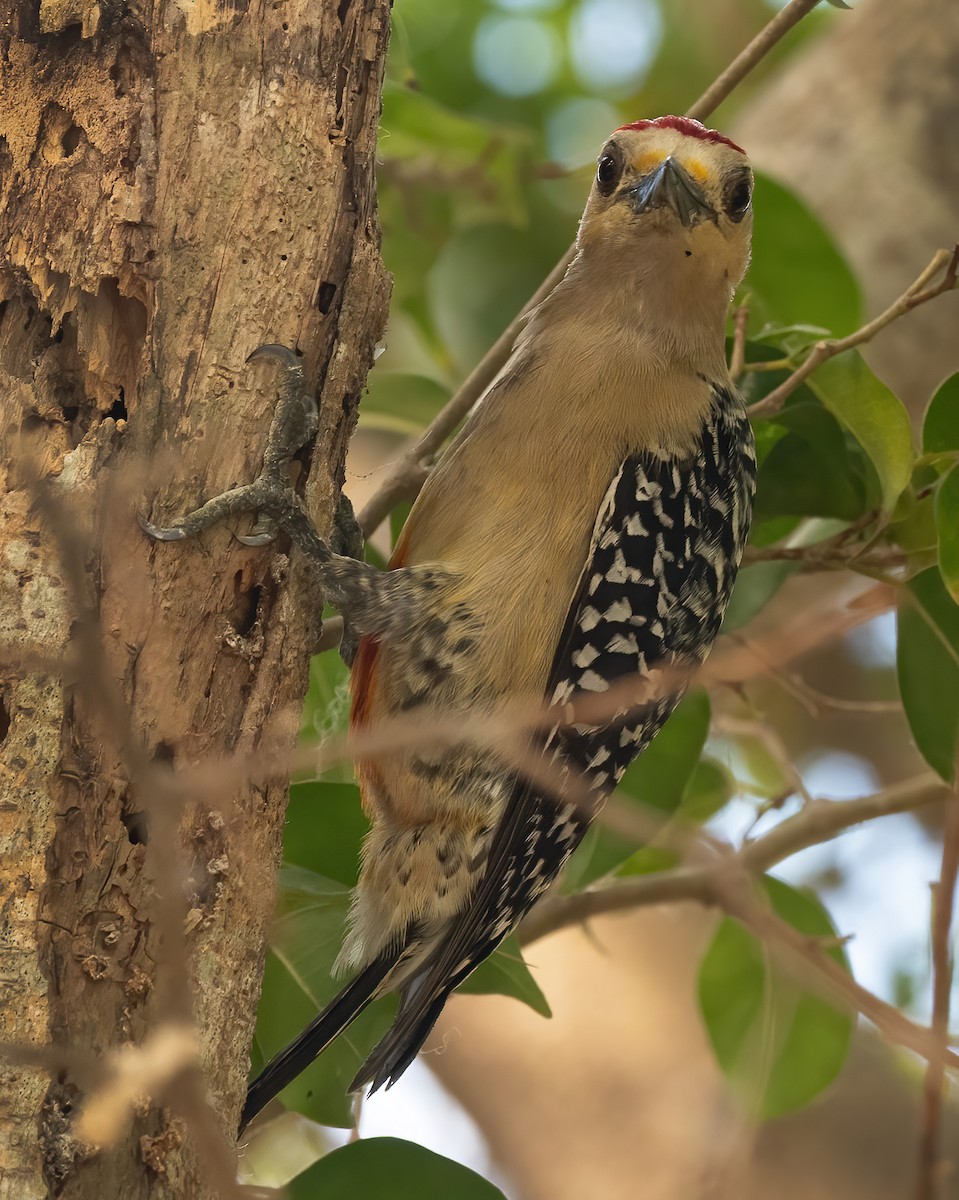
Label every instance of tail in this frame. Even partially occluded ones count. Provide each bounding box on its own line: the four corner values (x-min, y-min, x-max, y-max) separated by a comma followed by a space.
240, 949, 399, 1133
349, 984, 454, 1096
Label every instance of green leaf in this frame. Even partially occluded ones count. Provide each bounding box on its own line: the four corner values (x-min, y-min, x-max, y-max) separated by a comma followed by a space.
722, 562, 796, 632
936, 465, 959, 603
923, 373, 959, 454
288, 1138, 507, 1200
897, 568, 959, 781
677, 757, 734, 823
743, 174, 861, 336
754, 401, 868, 523
616, 845, 678, 877
618, 689, 711, 815
698, 876, 853, 1119
809, 350, 914, 513
284, 782, 369, 888
889, 491, 937, 556
458, 934, 551, 1018
561, 822, 637, 892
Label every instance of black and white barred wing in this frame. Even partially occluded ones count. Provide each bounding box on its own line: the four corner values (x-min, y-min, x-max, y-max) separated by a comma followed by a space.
354, 396, 755, 1090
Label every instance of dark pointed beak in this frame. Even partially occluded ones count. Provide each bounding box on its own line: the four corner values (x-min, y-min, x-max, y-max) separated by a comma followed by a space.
624, 157, 714, 227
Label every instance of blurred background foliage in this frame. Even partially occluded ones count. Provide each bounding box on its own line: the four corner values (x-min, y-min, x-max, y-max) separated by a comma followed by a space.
240, 1, 959, 1196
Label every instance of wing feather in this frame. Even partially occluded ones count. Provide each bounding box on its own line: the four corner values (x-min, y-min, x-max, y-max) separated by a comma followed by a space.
352, 386, 755, 1090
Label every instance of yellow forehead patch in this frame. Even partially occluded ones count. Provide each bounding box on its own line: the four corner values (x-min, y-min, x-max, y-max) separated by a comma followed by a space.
631, 149, 666, 174
682, 158, 712, 184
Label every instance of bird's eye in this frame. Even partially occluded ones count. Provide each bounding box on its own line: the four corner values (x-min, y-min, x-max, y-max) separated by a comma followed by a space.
596, 153, 621, 195
724, 175, 752, 222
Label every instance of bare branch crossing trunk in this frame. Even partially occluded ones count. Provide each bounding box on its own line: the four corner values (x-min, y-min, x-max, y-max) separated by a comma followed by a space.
0, 2, 391, 1195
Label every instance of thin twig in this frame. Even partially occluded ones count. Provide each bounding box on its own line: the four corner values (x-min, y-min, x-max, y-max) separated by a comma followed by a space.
775, 672, 902, 716
356, 0, 828, 537
684, 0, 824, 123
916, 780, 959, 1200
743, 543, 908, 580
729, 304, 750, 380
750, 246, 959, 420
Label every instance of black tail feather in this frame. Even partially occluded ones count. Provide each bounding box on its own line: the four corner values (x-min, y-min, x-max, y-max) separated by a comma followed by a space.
349, 986, 452, 1096
240, 950, 398, 1133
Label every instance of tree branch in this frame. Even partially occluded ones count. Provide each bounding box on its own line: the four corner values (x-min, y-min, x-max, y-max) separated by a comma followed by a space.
684, 0, 824, 123
357, 0, 828, 537
915, 779, 959, 1200
729, 304, 750, 380
749, 245, 959, 420
521, 773, 946, 945
521, 774, 956, 1071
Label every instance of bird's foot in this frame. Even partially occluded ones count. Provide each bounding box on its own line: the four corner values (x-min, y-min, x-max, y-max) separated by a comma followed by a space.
139, 344, 332, 565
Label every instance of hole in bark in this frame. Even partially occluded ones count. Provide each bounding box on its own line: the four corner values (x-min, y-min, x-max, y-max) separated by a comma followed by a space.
232, 576, 262, 637
51, 23, 83, 51
152, 741, 175, 765
61, 405, 79, 422
61, 123, 82, 156
334, 65, 348, 111
35, 102, 86, 165
122, 809, 149, 845
109, 43, 139, 99
317, 281, 337, 314
109, 391, 127, 422
0, 695, 10, 744
337, 0, 351, 23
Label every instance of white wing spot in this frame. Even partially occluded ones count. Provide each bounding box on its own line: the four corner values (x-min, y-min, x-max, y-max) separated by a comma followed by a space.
578, 670, 609, 693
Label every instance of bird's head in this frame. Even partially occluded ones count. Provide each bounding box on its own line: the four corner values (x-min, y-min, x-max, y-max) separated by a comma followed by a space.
577, 116, 753, 305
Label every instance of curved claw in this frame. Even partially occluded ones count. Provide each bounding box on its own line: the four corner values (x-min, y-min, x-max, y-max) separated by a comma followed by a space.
246, 344, 302, 370
235, 530, 277, 547
236, 512, 279, 546
138, 513, 188, 542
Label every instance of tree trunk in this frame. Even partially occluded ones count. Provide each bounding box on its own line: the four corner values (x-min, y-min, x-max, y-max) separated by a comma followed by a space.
0, 2, 391, 1196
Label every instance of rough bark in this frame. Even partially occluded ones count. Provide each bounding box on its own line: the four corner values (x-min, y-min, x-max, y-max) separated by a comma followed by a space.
0, 2, 391, 1196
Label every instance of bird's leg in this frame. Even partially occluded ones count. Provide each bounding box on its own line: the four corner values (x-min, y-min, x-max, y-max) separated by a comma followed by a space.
331, 493, 365, 560
140, 345, 455, 644
139, 344, 331, 563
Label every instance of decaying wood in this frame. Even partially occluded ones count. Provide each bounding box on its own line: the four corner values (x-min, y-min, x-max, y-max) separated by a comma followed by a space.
0, 2, 392, 1195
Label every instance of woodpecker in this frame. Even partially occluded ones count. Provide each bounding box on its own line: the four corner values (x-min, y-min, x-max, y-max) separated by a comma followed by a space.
142, 115, 756, 1130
